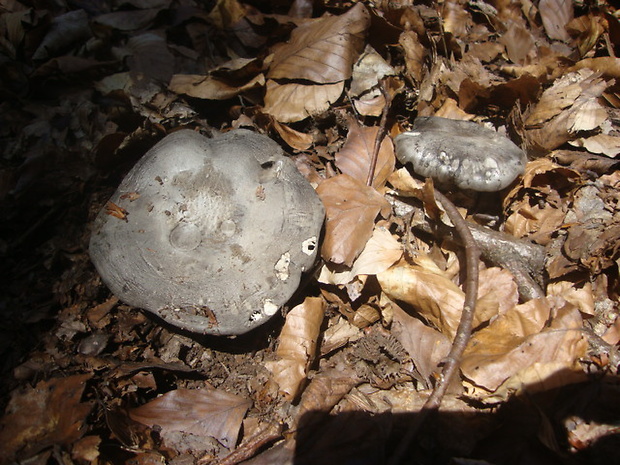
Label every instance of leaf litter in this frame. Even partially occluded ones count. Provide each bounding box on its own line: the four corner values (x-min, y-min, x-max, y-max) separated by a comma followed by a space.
1, 0, 620, 464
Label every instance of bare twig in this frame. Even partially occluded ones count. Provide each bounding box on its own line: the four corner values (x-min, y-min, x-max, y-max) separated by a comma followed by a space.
366, 80, 393, 187
388, 189, 481, 465
202, 421, 284, 465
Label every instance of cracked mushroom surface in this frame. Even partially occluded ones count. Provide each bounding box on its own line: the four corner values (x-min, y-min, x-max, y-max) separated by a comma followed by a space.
89, 129, 325, 336
394, 117, 527, 192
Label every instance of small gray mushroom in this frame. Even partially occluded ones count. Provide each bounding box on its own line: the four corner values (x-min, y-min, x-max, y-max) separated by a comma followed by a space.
394, 117, 527, 192
89, 129, 324, 336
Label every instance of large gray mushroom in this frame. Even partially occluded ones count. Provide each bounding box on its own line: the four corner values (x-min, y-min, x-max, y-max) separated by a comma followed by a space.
394, 117, 527, 192
89, 129, 324, 336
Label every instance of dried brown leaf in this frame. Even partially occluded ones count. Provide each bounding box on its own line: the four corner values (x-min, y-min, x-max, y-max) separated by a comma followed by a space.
377, 255, 465, 339
462, 298, 587, 396
267, 3, 369, 84
399, 30, 425, 82
391, 303, 451, 383
335, 125, 395, 188
272, 121, 313, 151
264, 297, 325, 400
318, 226, 402, 285
569, 133, 620, 157
263, 79, 344, 123
539, 0, 573, 42
316, 174, 391, 266
129, 387, 251, 451
170, 73, 265, 100
0, 374, 93, 464
499, 21, 535, 65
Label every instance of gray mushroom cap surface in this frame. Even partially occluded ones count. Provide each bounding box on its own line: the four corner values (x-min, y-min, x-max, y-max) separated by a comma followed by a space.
89, 129, 325, 336
394, 117, 527, 192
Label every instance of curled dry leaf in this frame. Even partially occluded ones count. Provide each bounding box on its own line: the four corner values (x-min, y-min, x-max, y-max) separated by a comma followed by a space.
267, 3, 369, 84
129, 387, 251, 451
316, 174, 391, 266
523, 69, 612, 151
264, 297, 325, 401
169, 73, 265, 100
335, 124, 395, 189
461, 298, 588, 398
263, 80, 344, 123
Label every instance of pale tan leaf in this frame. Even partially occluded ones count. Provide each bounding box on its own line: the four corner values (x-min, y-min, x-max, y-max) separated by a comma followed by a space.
318, 226, 402, 285
499, 21, 535, 65
569, 133, 620, 157
264, 297, 325, 400
316, 174, 391, 266
129, 387, 251, 450
349, 45, 395, 97
377, 255, 465, 339
539, 0, 573, 42
169, 73, 265, 100
267, 3, 369, 84
461, 299, 587, 394
263, 80, 344, 123
475, 267, 519, 324
335, 125, 395, 188
483, 362, 588, 404
547, 281, 595, 316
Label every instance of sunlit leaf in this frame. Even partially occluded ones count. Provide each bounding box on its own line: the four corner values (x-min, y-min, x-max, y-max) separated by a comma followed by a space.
264, 297, 325, 400
316, 174, 391, 266
268, 3, 369, 84
335, 124, 395, 188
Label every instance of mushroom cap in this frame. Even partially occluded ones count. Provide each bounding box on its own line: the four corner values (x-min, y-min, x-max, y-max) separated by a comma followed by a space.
394, 117, 527, 192
89, 129, 324, 336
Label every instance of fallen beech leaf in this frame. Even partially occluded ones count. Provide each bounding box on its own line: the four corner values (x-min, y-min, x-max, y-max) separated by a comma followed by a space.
335, 124, 395, 188
462, 299, 587, 395
318, 226, 403, 285
0, 374, 93, 464
547, 281, 595, 316
377, 255, 465, 339
523, 69, 612, 151
390, 303, 451, 383
169, 73, 265, 100
264, 297, 325, 400
349, 45, 395, 97
272, 121, 313, 151
263, 79, 344, 123
129, 387, 251, 450
569, 133, 620, 157
539, 0, 573, 42
268, 3, 369, 84
316, 174, 391, 266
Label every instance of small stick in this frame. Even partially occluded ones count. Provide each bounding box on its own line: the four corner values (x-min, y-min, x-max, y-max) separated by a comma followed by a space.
366, 80, 393, 187
388, 189, 480, 464
201, 421, 283, 465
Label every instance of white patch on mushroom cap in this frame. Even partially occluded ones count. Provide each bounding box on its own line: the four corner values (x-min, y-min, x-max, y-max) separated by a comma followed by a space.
263, 299, 279, 316
302, 237, 318, 255
394, 117, 527, 192
275, 252, 291, 281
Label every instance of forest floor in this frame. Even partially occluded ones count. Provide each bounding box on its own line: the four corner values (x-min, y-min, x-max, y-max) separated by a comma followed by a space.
1, 0, 620, 464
